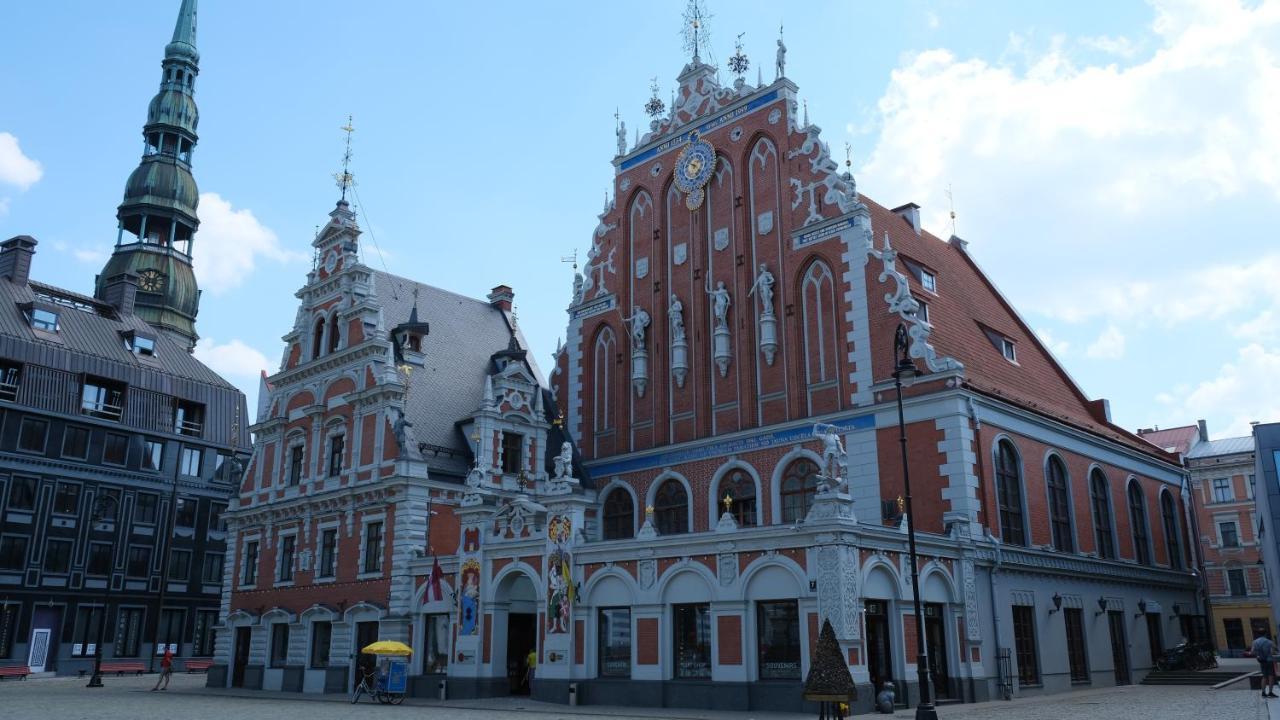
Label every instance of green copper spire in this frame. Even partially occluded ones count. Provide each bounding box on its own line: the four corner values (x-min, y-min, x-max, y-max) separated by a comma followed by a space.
97, 0, 203, 351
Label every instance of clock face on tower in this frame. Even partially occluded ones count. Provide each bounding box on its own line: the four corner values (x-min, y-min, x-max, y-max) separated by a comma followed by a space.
137, 269, 166, 293
673, 131, 717, 211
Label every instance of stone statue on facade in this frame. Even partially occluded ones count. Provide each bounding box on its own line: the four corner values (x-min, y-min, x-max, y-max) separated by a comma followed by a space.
621, 305, 651, 347
617, 119, 627, 156
776, 36, 787, 79
553, 441, 573, 479
668, 293, 686, 342
748, 263, 775, 315
819, 425, 847, 484
705, 281, 731, 328
390, 408, 417, 460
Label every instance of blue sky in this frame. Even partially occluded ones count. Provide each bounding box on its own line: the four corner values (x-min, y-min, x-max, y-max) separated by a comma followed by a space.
2, 0, 1278, 439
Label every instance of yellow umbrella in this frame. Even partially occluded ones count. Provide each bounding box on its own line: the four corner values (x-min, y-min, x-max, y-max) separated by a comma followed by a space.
362, 640, 413, 656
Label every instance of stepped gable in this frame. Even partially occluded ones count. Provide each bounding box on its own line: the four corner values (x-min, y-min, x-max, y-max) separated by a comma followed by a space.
860, 196, 1172, 460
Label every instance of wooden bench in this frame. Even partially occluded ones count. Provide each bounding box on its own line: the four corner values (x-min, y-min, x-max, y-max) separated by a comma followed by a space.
0, 665, 30, 680
99, 661, 146, 676
184, 659, 213, 673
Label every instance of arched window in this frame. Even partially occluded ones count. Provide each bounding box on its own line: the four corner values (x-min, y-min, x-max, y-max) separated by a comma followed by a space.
780, 458, 819, 523
1090, 469, 1115, 559
718, 469, 757, 528
1046, 455, 1074, 552
312, 317, 325, 359
327, 314, 340, 354
593, 327, 616, 433
602, 488, 634, 541
653, 479, 688, 535
801, 261, 838, 388
1160, 490, 1182, 570
1128, 480, 1151, 565
994, 440, 1026, 546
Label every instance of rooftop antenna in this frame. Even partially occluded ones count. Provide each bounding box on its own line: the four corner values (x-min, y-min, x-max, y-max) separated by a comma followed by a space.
947, 183, 957, 237
335, 115, 356, 202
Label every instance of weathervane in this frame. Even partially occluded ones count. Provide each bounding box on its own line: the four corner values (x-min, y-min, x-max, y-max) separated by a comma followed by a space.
644, 77, 666, 125
947, 184, 957, 237
845, 142, 852, 171
681, 0, 712, 62
728, 32, 749, 80
560, 248, 578, 272
334, 115, 356, 202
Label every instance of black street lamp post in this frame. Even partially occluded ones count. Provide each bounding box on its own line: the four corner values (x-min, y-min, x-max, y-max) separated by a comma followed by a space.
892, 323, 938, 720
86, 493, 120, 688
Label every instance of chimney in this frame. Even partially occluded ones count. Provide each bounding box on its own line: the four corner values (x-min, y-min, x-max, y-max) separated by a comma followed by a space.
948, 235, 969, 253
0, 236, 38, 286
101, 273, 139, 316
487, 284, 514, 313
891, 203, 921, 234
1197, 419, 1208, 442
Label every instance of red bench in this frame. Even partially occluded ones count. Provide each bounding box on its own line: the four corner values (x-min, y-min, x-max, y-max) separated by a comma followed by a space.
0, 665, 30, 680
184, 659, 213, 673
99, 661, 146, 676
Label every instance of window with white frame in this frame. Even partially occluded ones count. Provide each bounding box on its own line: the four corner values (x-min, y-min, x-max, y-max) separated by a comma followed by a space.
327, 433, 345, 477
1212, 478, 1233, 503
277, 534, 296, 583
288, 443, 305, 486
921, 269, 937, 293
241, 539, 259, 586
362, 520, 384, 575
1220, 521, 1240, 548
317, 526, 337, 580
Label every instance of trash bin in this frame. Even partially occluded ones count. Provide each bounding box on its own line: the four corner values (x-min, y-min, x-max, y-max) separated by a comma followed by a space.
438, 680, 447, 700
568, 682, 578, 706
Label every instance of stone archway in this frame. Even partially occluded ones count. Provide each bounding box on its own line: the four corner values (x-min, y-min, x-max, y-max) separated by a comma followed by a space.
492, 571, 539, 695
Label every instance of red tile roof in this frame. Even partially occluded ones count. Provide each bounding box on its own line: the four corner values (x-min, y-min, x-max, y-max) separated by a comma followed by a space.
1136, 425, 1200, 456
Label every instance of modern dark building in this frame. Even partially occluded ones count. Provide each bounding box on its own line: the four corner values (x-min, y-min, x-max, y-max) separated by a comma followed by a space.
0, 0, 250, 676
1253, 421, 1280, 635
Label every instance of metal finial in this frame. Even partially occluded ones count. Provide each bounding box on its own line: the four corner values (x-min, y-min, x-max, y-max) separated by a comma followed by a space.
560, 249, 578, 271
682, 0, 712, 62
728, 32, 749, 78
845, 142, 852, 169
645, 77, 666, 119
334, 115, 356, 201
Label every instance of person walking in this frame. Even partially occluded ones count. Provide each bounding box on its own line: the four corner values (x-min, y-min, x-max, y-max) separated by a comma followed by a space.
151, 647, 173, 691
523, 647, 537, 693
1252, 629, 1277, 698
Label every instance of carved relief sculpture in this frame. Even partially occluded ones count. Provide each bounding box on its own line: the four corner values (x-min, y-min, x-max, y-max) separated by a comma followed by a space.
546, 515, 574, 634
458, 558, 481, 635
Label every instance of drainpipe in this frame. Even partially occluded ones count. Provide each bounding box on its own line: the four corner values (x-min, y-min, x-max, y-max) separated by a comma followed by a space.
984, 529, 1008, 700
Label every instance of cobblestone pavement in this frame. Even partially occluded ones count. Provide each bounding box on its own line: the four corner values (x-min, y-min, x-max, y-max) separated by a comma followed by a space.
5, 672, 1268, 720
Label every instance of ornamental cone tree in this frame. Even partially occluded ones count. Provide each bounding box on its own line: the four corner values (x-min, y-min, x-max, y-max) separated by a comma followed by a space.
803, 618, 856, 701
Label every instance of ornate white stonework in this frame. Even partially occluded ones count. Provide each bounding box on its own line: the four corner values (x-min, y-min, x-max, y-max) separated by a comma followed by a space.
866, 232, 963, 374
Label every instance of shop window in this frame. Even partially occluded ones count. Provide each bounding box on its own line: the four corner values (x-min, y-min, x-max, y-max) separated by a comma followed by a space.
598, 608, 631, 678
0, 604, 17, 659
653, 480, 688, 535
270, 623, 290, 668
672, 603, 711, 679
757, 600, 801, 679
115, 608, 145, 657
423, 614, 450, 673
158, 609, 183, 649
602, 489, 635, 540
72, 605, 103, 657
194, 610, 217, 657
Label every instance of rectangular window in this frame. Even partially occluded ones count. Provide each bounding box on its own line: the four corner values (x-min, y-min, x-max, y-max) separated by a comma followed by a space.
135, 492, 158, 524
95, 488, 120, 522
7, 476, 37, 511
17, 417, 48, 453
278, 535, 295, 582
328, 435, 344, 477
289, 445, 304, 486
242, 541, 259, 586
913, 298, 930, 323
0, 604, 17, 659
1001, 338, 1017, 362
142, 440, 163, 471
501, 432, 523, 474
193, 610, 217, 657
201, 552, 224, 584
422, 614, 450, 674
102, 432, 128, 465
757, 600, 801, 679
52, 482, 80, 515
127, 545, 151, 578
44, 538, 72, 573
168, 549, 191, 581
158, 608, 184, 647
175, 497, 197, 528
318, 529, 337, 579
174, 400, 204, 437
1212, 478, 1233, 503
0, 361, 21, 401
30, 307, 58, 332
1064, 608, 1089, 683
921, 269, 937, 293
87, 542, 112, 576
81, 377, 125, 421
0, 536, 29, 570
72, 605, 103, 657
672, 603, 711, 679
270, 623, 290, 668
598, 608, 631, 678
129, 334, 156, 356
1220, 522, 1240, 548
1228, 568, 1247, 596
179, 447, 202, 477
310, 621, 332, 668
1249, 474, 1256, 499
115, 607, 144, 657
1012, 605, 1040, 686
209, 503, 226, 533
62, 426, 90, 460
363, 522, 383, 574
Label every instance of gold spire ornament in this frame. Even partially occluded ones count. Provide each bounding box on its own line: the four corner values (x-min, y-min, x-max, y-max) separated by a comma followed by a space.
334, 116, 356, 201
722, 493, 733, 513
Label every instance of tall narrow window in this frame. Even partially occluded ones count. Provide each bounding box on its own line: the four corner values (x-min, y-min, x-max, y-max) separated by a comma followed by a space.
500, 433, 523, 474
1128, 481, 1151, 565
242, 540, 259, 586
1046, 456, 1074, 552
158, 608, 184, 650
327, 314, 340, 354
1012, 605, 1040, 686
1064, 608, 1089, 683
270, 623, 290, 668
0, 604, 17, 658
318, 528, 337, 578
1160, 490, 1182, 570
593, 327, 616, 433
719, 469, 757, 527
45, 539, 72, 573
801, 261, 839, 389
278, 535, 296, 582
653, 480, 688, 535
180, 446, 202, 476
1228, 568, 1247, 596
781, 458, 819, 523
363, 522, 383, 574
312, 317, 325, 359
995, 441, 1026, 546
602, 489, 634, 540
1090, 470, 1115, 560
72, 605, 103, 657
193, 610, 217, 656
328, 435, 344, 477
310, 621, 332, 668
422, 614, 450, 673
289, 445, 304, 485
115, 608, 145, 657
672, 603, 711, 679
598, 608, 632, 678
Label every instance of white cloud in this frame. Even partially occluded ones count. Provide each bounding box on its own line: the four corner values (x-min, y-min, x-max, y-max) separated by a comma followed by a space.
1079, 34, 1139, 58
926, 11, 940, 30
193, 192, 306, 295
193, 337, 271, 379
1085, 325, 1126, 359
1159, 343, 1280, 437
0, 133, 42, 190
1035, 326, 1070, 356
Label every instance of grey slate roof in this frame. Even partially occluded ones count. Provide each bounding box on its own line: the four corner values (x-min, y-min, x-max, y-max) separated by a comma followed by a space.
1187, 435, 1255, 458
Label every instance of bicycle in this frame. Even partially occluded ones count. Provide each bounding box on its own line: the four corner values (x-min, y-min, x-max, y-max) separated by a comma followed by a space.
351, 668, 405, 705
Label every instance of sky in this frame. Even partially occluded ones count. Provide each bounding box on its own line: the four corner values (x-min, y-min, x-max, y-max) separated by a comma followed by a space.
1, 0, 1278, 440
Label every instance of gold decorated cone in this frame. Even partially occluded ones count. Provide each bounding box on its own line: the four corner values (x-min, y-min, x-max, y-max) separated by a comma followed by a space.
803, 619, 856, 701
361, 640, 413, 656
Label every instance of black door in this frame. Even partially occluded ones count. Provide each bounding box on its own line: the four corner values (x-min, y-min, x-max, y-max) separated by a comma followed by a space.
865, 600, 894, 697
924, 604, 950, 699
1145, 613, 1163, 664
506, 613, 536, 695
354, 621, 379, 690
1108, 611, 1130, 685
232, 626, 251, 688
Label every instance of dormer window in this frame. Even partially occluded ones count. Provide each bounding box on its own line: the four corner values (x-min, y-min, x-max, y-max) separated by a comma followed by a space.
912, 298, 930, 324
921, 270, 937, 293
123, 331, 157, 357
1001, 337, 1017, 363
81, 376, 125, 421
29, 307, 58, 332
175, 399, 205, 437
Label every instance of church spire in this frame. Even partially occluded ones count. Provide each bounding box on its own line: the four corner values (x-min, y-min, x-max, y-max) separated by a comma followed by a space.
96, 0, 203, 351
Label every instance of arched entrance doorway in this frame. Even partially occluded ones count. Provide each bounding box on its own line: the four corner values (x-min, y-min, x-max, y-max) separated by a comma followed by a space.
493, 571, 538, 695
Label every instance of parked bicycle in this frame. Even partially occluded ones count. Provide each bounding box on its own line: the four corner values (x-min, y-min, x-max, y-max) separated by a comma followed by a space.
351, 640, 411, 705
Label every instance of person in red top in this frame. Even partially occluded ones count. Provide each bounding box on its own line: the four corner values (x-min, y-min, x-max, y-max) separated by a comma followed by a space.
151, 647, 173, 691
